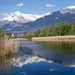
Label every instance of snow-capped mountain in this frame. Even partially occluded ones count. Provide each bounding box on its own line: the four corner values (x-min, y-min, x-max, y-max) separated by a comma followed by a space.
0, 5, 75, 34
59, 5, 75, 14
0, 11, 44, 23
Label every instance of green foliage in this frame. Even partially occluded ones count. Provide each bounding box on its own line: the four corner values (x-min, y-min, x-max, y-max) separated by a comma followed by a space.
33, 29, 41, 37
23, 32, 27, 38
27, 32, 33, 39
14, 35, 17, 38
23, 22, 75, 38
0, 27, 4, 37
7, 33, 12, 37
6, 33, 12, 39
60, 23, 71, 35
39, 31, 45, 37
71, 22, 75, 35
39, 28, 46, 37
33, 22, 75, 37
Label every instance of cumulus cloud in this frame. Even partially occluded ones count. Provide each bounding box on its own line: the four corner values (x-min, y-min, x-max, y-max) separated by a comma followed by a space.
16, 3, 23, 7
46, 4, 56, 7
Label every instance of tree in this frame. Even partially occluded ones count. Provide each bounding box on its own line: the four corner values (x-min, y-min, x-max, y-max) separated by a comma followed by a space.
59, 23, 67, 35
71, 22, 75, 35
39, 28, 46, 37
33, 29, 41, 37
0, 27, 4, 37
27, 32, 33, 39
39, 31, 45, 37
46, 26, 55, 36
23, 32, 27, 38
14, 34, 17, 38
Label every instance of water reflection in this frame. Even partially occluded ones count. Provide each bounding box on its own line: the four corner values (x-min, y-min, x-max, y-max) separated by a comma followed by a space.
0, 54, 18, 75
21, 41, 75, 66
13, 46, 53, 67
37, 41, 75, 67
0, 40, 75, 75
12, 41, 75, 68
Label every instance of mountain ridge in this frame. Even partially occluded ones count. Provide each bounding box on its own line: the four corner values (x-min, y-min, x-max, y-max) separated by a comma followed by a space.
0, 5, 75, 34
0, 11, 44, 23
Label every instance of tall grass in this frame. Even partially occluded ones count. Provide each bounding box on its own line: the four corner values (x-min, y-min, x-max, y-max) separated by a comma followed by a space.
0, 37, 19, 56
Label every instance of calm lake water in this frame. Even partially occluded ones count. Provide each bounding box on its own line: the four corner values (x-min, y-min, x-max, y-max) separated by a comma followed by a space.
0, 40, 75, 75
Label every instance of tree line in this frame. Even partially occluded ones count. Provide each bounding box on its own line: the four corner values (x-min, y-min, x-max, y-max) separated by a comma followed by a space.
38, 22, 75, 37
23, 22, 75, 39
0, 22, 75, 39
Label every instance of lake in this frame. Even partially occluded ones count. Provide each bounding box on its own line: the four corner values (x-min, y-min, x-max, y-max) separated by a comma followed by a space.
0, 40, 75, 75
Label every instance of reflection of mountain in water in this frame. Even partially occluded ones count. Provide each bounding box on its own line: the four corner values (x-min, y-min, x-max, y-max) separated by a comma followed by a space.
13, 46, 53, 67
12, 41, 75, 68
1, 41, 75, 75
13, 56, 53, 67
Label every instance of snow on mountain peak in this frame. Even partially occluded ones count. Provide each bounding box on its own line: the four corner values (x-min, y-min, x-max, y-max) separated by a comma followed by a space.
44, 12, 51, 16
0, 11, 44, 23
59, 5, 75, 14
13, 11, 21, 16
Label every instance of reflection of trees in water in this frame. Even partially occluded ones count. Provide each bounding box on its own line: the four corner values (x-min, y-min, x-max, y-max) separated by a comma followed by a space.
0, 41, 75, 75
0, 45, 34, 75
0, 38, 19, 75
41, 41, 75, 51
0, 53, 18, 75
36, 41, 75, 67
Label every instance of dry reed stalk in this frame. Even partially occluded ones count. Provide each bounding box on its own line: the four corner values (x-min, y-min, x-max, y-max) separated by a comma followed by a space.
0, 38, 19, 56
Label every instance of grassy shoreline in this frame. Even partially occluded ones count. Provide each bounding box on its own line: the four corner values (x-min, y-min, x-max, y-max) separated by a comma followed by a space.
32, 35, 75, 41
10, 38, 27, 40
10, 35, 75, 41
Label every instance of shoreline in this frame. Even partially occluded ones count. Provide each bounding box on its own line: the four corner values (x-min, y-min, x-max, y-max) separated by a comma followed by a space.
10, 36, 75, 42
10, 38, 27, 40
32, 35, 75, 41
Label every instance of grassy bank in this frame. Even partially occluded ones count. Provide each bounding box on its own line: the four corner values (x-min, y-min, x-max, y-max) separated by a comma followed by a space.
32, 35, 75, 41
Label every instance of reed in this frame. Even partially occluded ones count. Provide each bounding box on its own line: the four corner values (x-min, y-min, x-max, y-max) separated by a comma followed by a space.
0, 37, 19, 56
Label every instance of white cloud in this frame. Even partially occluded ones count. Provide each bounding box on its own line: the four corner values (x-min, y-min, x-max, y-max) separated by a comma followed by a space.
46, 4, 56, 7
2, 13, 9, 16
0, 13, 8, 16
16, 3, 23, 7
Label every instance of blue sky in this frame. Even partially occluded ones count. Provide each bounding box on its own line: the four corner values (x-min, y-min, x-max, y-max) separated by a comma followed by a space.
0, 0, 75, 19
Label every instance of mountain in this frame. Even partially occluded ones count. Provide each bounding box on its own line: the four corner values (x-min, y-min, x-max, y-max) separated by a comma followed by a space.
59, 6, 75, 14
0, 6, 75, 34
24, 5, 75, 32
0, 11, 44, 23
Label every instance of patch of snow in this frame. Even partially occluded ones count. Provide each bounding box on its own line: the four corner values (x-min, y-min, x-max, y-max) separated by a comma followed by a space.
55, 17, 59, 19
44, 12, 51, 16
0, 11, 44, 23
59, 5, 75, 14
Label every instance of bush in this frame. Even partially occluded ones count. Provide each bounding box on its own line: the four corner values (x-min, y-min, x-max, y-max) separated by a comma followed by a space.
0, 27, 4, 37
27, 32, 33, 39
